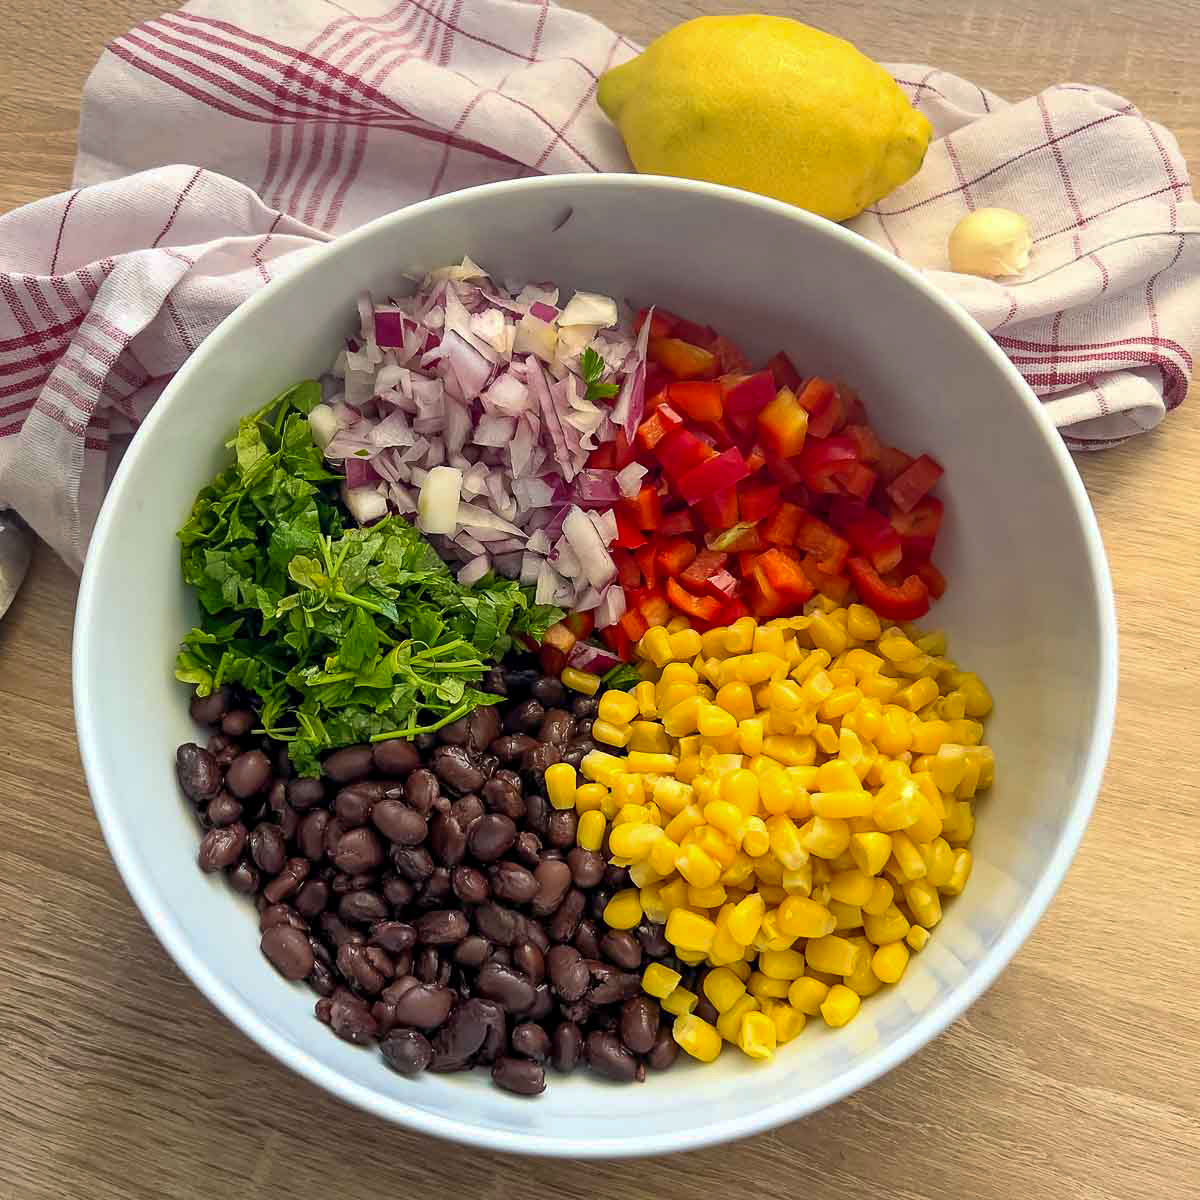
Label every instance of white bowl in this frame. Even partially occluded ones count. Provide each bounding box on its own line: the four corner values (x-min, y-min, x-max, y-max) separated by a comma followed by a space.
74, 175, 1116, 1157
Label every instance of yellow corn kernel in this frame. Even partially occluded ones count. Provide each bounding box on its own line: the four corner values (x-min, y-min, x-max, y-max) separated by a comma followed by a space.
906, 797, 942, 844
758, 948, 807, 981
943, 799, 975, 846
860, 674, 901, 703
674, 756, 700, 784
687, 882, 728, 908
756, 884, 787, 906
872, 941, 910, 984
764, 1002, 806, 1045
630, 863, 665, 892
625, 721, 668, 755
640, 884, 669, 924
608, 822, 662, 862
580, 749, 626, 786
633, 679, 658, 719
957, 673, 993, 717
889, 831, 926, 881
642, 962, 682, 1000
694, 703, 734, 738
735, 717, 763, 757
747, 971, 791, 1001
576, 783, 609, 814
625, 751, 679, 775
905, 925, 931, 952
561, 666, 601, 696
788, 975, 830, 1016
662, 986, 699, 1017
600, 792, 620, 821
665, 615, 691, 635
697, 827, 738, 869
752, 855, 784, 886
875, 707, 913, 756
741, 816, 770, 858
809, 724, 836, 756
909, 719, 950, 756
664, 803, 704, 844
791, 650, 832, 688
801, 815, 851, 860
736, 1010, 777, 1060
782, 862, 813, 896
763, 735, 817, 767
596, 689, 637, 725
805, 934, 864, 977
873, 779, 922, 832
665, 907, 718, 953
765, 814, 809, 870
947, 718, 984, 747
844, 604, 881, 641
720, 852, 755, 887
676, 845, 722, 889
722, 653, 775, 686
702, 966, 748, 1013
713, 681, 754, 722
756, 768, 795, 817
864, 903, 911, 945
703, 799, 745, 840
896, 677, 940, 713
747, 625, 784, 660
613, 803, 650, 827
767, 679, 805, 713
576, 809, 606, 852
647, 779, 688, 819
777, 895, 836, 939
639, 627, 673, 668
658, 876, 690, 912
604, 775, 641, 812
716, 993, 760, 1042
817, 688, 861, 724
660, 695, 699, 738
601, 888, 643, 931
811, 790, 874, 820
820, 984, 861, 1027
723, 616, 757, 654
668, 628, 702, 661
957, 755, 982, 799
941, 847, 973, 896
543, 761, 578, 811
918, 837, 956, 888
723, 892, 763, 946
591, 718, 632, 749
828, 900, 862, 932
676, 949, 709, 965
829, 868, 875, 908
718, 768, 758, 813
807, 611, 847, 657
863, 877, 895, 916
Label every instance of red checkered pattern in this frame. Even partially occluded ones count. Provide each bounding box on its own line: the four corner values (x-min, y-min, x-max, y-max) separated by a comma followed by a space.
0, 3, 1196, 568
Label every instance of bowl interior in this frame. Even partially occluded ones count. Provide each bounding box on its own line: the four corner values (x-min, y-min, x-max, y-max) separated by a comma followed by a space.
74, 176, 1115, 1157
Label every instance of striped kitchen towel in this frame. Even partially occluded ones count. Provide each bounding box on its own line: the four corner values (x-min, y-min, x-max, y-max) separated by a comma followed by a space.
1, 0, 1197, 568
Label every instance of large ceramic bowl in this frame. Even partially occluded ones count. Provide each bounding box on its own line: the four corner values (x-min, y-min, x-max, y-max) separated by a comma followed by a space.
74, 175, 1117, 1157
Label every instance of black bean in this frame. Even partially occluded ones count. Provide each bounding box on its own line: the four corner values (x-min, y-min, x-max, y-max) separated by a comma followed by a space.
482, 771, 524, 822
381, 1028, 432, 1075
477, 962, 535, 1014
207, 734, 238, 769
334, 781, 381, 827
454, 935, 490, 969
474, 999, 508, 1065
571, 695, 600, 719
474, 902, 520, 946
228, 861, 260, 895
416, 866, 452, 909
339, 890, 388, 924
467, 813, 517, 862
489, 733, 537, 764
332, 827, 384, 875
203, 791, 239, 827
572, 719, 594, 739
559, 999, 592, 1025
546, 809, 577, 849
599, 930, 642, 971
249, 824, 287, 876
287, 777, 325, 811
523, 792, 550, 836
319, 913, 362, 948
547, 945, 590, 1002
415, 910, 469, 945
620, 995, 659, 1055
337, 942, 387, 994
226, 750, 272, 799
588, 963, 643, 1006
221, 708, 254, 737
176, 743, 222, 801
429, 811, 467, 866
197, 822, 247, 872
547, 888, 586, 942
390, 845, 434, 883
324, 745, 374, 783
315, 997, 334, 1024
382, 875, 416, 910
512, 831, 543, 869
451, 866, 489, 905
368, 921, 416, 954
694, 997, 719, 1025
647, 1025, 679, 1071
551, 1021, 583, 1073
511, 1022, 551, 1062
276, 802, 299, 842
190, 687, 230, 726
566, 847, 606, 890
464, 706, 501, 752
428, 999, 491, 1071
432, 745, 485, 795
529, 676, 566, 707
636, 921, 672, 959
505, 698, 544, 734
482, 668, 507, 697
586, 1031, 638, 1082
308, 958, 337, 998
371, 799, 427, 846
450, 794, 484, 829
531, 859, 572, 917
373, 739, 421, 777
603, 864, 630, 890
259, 903, 305, 932
414, 946, 441, 983
489, 861, 539, 905
521, 742, 560, 779
491, 1056, 545, 1096
512, 941, 545, 985
573, 918, 602, 960
329, 989, 378, 1044
502, 665, 539, 694
404, 769, 441, 815
294, 880, 331, 918
537, 709, 574, 745
391, 981, 454, 1030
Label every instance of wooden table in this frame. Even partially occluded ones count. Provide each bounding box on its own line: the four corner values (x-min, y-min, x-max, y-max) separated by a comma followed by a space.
2, 3, 1197, 1197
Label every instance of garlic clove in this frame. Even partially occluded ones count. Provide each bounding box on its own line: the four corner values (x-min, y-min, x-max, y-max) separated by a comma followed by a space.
947, 207, 1032, 278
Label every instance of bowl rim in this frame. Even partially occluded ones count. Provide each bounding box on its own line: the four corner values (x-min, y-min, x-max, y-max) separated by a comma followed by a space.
73, 172, 1118, 1158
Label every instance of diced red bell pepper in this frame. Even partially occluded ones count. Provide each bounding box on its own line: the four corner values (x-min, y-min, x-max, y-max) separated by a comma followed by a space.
829, 499, 904, 574
737, 481, 781, 523
794, 512, 851, 575
644, 363, 672, 404
678, 447, 751, 506
588, 442, 616, 470
613, 508, 647, 549
656, 536, 699, 577
639, 590, 672, 628
669, 380, 724, 422
636, 403, 685, 451
669, 315, 719, 349
744, 444, 768, 474
612, 548, 642, 591
680, 548, 730, 594
666, 577, 724, 623
612, 428, 636, 470
846, 556, 931, 621
736, 550, 759, 578
722, 371, 777, 433
767, 350, 803, 392
798, 435, 860, 494
692, 419, 737, 451
634, 308, 674, 339
619, 607, 649, 642
886, 453, 944, 513
765, 453, 806, 489
625, 484, 663, 531
657, 427, 716, 486
793, 378, 837, 437
832, 461, 878, 500
634, 543, 658, 591
914, 561, 947, 599
757, 388, 810, 458
874, 445, 914, 484
705, 521, 764, 554
890, 497, 944, 562
658, 508, 696, 536
762, 501, 803, 548
539, 621, 577, 675
840, 385, 868, 428
600, 623, 634, 661
707, 569, 739, 600
754, 547, 817, 605
563, 611, 595, 641
698, 487, 739, 531
720, 596, 751, 624
712, 335, 750, 373
842, 424, 883, 465
799, 555, 852, 604
744, 563, 789, 619
649, 337, 718, 380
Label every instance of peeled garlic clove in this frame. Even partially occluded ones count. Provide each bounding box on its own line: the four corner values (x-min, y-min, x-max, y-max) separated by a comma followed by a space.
948, 207, 1032, 278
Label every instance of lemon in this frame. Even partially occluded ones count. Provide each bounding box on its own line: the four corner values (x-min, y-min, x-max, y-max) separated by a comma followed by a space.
597, 15, 932, 221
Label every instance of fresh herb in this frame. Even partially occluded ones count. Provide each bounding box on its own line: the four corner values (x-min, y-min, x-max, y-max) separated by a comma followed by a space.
600, 662, 642, 692
580, 346, 620, 404
175, 382, 561, 775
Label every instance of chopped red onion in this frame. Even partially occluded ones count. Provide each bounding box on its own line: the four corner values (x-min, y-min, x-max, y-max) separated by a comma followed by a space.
616, 461, 648, 498
308, 403, 338, 449
567, 639, 625, 674
343, 484, 388, 525
559, 291, 619, 328
572, 469, 622, 506
562, 505, 616, 591
595, 584, 627, 631
458, 555, 491, 586
529, 300, 559, 323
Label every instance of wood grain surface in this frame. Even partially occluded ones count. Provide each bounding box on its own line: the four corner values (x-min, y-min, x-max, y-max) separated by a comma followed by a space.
1, 3, 1197, 1198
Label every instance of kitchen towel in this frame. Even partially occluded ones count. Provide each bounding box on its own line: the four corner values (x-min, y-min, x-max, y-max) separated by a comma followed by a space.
1, 0, 1197, 569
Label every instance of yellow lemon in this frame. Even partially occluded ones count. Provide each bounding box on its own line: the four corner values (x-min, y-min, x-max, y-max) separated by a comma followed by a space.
597, 15, 932, 221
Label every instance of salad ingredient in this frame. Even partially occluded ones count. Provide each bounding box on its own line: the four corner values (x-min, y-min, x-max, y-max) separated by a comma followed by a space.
179, 663, 692, 1093
948, 207, 1032, 277
568, 603, 994, 1061
174, 384, 560, 776
596, 15, 932, 221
